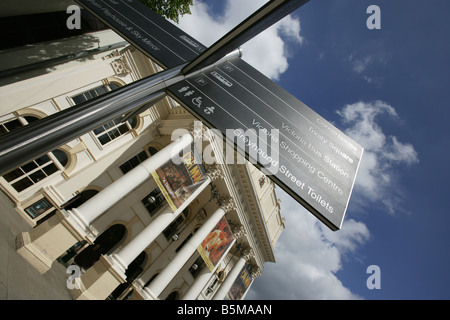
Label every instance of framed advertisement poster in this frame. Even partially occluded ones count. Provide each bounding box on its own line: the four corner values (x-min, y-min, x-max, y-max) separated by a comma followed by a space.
152, 143, 208, 211
225, 263, 253, 300
198, 216, 235, 271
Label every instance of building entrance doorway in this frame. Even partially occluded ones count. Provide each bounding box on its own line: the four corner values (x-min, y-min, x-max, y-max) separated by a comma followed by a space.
74, 224, 126, 270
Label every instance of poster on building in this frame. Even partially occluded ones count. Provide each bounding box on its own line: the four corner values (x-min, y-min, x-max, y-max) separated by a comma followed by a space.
225, 263, 253, 300
198, 216, 235, 271
152, 143, 208, 211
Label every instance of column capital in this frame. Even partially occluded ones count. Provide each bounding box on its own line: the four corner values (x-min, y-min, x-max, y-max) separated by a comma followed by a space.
205, 164, 224, 182
219, 197, 236, 213
241, 246, 254, 261
189, 121, 204, 141
229, 222, 246, 240
250, 265, 262, 279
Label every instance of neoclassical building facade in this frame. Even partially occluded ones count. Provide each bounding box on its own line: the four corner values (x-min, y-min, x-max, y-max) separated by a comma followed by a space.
0, 5, 285, 300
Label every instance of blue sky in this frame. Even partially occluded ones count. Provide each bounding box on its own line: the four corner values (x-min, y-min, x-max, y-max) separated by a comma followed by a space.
177, 0, 450, 299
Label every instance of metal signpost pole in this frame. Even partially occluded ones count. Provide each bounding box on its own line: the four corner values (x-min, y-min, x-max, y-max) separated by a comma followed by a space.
0, 0, 362, 230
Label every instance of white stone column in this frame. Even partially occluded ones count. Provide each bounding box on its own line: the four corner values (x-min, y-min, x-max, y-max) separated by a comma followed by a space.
16, 133, 193, 274
70, 133, 193, 227
72, 175, 211, 300
110, 177, 211, 273
182, 268, 214, 300
144, 206, 227, 299
212, 256, 247, 300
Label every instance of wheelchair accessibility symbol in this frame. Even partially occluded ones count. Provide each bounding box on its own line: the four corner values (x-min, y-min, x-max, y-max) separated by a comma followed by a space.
192, 97, 203, 108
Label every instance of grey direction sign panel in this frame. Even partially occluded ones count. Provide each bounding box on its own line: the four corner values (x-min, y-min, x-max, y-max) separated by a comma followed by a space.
75, 0, 206, 68
75, 0, 363, 231
167, 56, 364, 231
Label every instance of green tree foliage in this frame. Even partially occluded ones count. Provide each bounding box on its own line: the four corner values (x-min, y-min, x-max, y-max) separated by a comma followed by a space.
139, 0, 193, 23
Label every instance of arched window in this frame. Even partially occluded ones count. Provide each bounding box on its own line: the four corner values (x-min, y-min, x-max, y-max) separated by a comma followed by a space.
93, 116, 137, 145
1, 115, 70, 193
52, 149, 68, 167
0, 115, 38, 135
148, 147, 158, 156
108, 83, 120, 91
71, 83, 138, 146
71, 84, 112, 104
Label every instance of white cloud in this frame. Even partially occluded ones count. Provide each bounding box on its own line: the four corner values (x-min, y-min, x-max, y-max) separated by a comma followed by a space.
174, 1, 417, 301
349, 55, 373, 74
337, 100, 419, 213
247, 100, 417, 300
246, 190, 369, 300
346, 48, 388, 84
176, 0, 303, 80
177, 0, 371, 300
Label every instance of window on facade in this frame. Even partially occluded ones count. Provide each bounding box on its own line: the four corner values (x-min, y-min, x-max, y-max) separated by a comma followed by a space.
72, 85, 108, 104
119, 147, 159, 175
175, 227, 200, 253
93, 117, 136, 145
176, 233, 192, 253
71, 83, 119, 105
119, 150, 148, 174
205, 275, 221, 297
71, 83, 137, 145
0, 116, 38, 137
189, 255, 205, 278
148, 147, 158, 156
52, 149, 69, 167
3, 150, 68, 193
0, 118, 22, 134
1, 116, 68, 193
163, 209, 188, 241
141, 187, 166, 217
